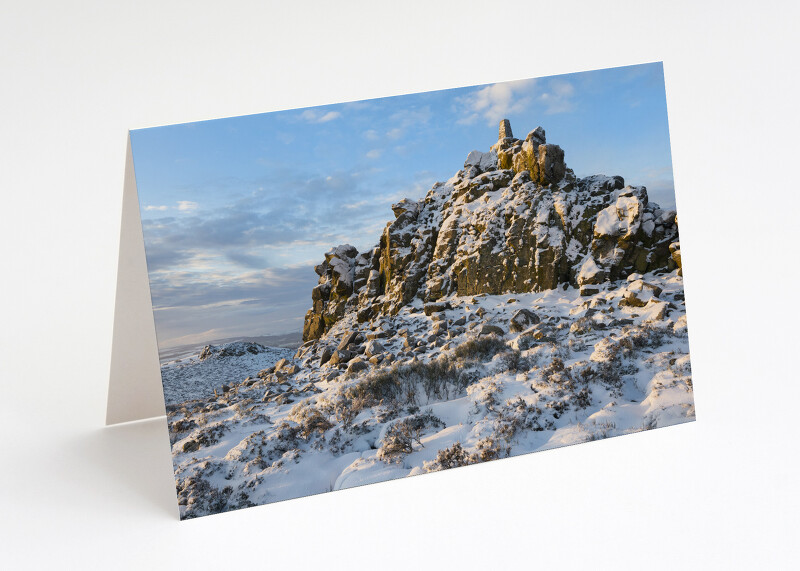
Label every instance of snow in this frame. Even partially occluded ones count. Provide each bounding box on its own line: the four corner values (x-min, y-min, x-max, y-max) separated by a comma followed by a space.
594, 195, 641, 239
160, 135, 690, 519
329, 257, 353, 286
578, 256, 602, 284
464, 149, 498, 171
160, 342, 294, 406
166, 270, 694, 519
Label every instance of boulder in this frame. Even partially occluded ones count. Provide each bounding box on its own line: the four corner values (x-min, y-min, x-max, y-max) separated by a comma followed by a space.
392, 198, 421, 219
643, 300, 669, 322
319, 346, 334, 365
577, 257, 605, 286
329, 350, 353, 366
302, 312, 325, 341
526, 126, 546, 146
337, 331, 360, 351
537, 144, 566, 184
580, 285, 601, 297
311, 283, 331, 301
619, 281, 661, 308
594, 195, 641, 240
508, 309, 540, 333
479, 324, 505, 337
347, 343, 365, 354
365, 340, 385, 357
257, 366, 275, 378
346, 359, 369, 375
424, 302, 452, 316
464, 150, 498, 172
357, 306, 374, 323
628, 279, 663, 298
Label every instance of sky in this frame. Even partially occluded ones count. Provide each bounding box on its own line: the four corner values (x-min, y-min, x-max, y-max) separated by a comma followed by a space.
131, 61, 676, 349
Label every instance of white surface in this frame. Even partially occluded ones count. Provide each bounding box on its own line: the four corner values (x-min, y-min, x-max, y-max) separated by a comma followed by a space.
1, 0, 798, 568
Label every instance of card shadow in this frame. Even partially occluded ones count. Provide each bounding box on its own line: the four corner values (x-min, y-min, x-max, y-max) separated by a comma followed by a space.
71, 417, 178, 519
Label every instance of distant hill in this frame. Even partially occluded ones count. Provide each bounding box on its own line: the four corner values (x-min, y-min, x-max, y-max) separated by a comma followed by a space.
158, 332, 302, 363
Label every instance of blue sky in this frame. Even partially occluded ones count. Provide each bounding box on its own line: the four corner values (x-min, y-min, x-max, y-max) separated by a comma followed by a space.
132, 61, 675, 348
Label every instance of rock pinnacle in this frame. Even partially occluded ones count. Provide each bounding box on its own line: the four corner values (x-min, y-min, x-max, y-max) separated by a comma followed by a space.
499, 119, 513, 140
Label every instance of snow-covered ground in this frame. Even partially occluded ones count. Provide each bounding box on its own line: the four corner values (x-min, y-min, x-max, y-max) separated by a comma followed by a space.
160, 341, 294, 406
166, 271, 693, 519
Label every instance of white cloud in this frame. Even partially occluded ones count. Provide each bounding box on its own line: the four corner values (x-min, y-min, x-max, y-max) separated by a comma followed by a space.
458, 79, 536, 126
154, 298, 259, 312
457, 78, 576, 125
366, 149, 382, 159
317, 111, 341, 123
386, 127, 403, 140
177, 201, 198, 211
301, 109, 342, 123
144, 205, 168, 211
363, 129, 379, 141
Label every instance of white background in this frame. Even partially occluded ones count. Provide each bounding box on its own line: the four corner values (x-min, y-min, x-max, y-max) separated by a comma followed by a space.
2, 1, 798, 568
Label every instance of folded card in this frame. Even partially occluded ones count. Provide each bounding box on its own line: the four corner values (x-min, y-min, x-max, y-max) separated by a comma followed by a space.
109, 62, 694, 519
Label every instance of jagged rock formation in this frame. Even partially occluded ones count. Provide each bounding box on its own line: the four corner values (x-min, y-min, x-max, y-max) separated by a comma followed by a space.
198, 341, 269, 360
303, 120, 680, 341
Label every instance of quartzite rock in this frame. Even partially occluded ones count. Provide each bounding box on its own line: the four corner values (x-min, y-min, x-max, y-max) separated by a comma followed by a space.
302, 120, 681, 341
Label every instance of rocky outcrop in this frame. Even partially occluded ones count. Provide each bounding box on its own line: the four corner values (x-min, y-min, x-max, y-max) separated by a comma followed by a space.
302, 120, 680, 341
303, 244, 381, 340
198, 341, 269, 360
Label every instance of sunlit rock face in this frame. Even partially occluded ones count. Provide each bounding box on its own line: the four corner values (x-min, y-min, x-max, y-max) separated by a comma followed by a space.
302, 120, 679, 340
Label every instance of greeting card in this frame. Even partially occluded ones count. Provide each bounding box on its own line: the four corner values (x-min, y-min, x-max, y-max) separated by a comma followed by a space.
108, 62, 694, 519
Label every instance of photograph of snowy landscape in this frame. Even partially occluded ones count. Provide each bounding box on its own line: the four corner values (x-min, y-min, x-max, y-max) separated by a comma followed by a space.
132, 62, 694, 519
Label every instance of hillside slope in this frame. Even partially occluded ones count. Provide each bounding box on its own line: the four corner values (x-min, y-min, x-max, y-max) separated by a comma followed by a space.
165, 121, 693, 519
